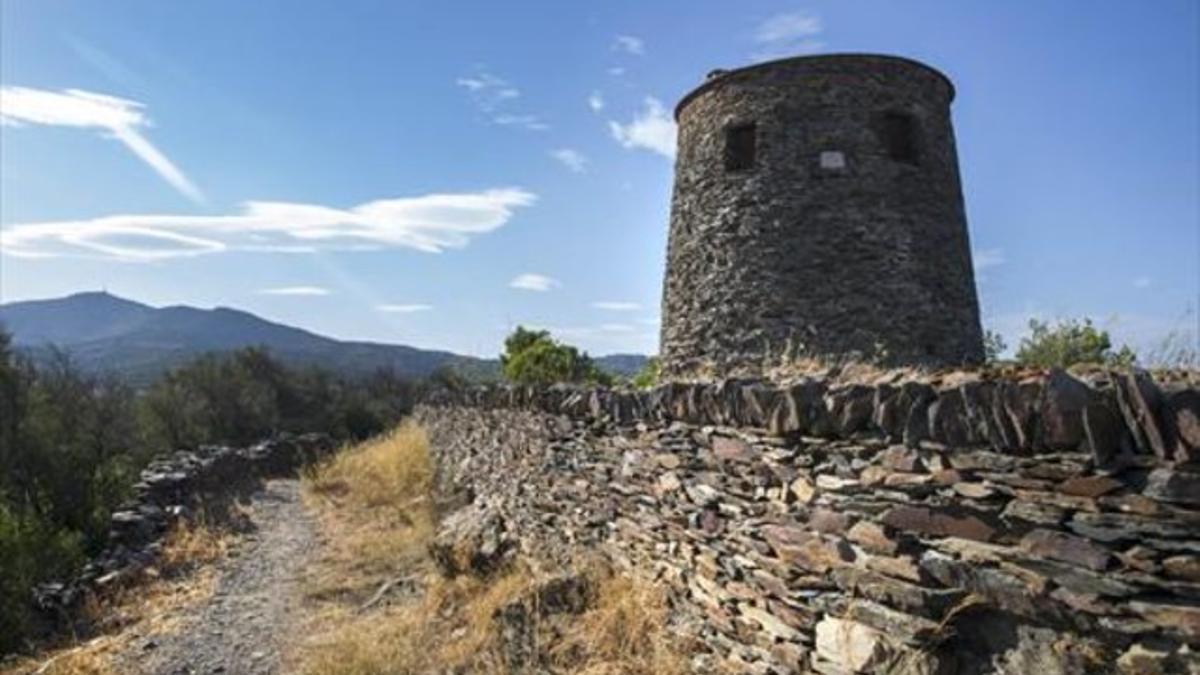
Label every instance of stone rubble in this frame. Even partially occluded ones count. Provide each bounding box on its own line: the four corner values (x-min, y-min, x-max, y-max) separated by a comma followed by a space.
418, 368, 1200, 673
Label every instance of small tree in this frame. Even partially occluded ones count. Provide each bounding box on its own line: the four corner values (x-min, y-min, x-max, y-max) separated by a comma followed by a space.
500, 326, 612, 386
631, 357, 660, 388
1015, 318, 1136, 368
982, 330, 1007, 363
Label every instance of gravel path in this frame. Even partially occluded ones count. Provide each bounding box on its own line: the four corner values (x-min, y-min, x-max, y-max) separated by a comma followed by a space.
119, 479, 316, 675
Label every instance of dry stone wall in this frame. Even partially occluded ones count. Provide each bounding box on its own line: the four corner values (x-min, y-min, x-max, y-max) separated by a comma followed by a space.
418, 368, 1200, 674
35, 433, 335, 629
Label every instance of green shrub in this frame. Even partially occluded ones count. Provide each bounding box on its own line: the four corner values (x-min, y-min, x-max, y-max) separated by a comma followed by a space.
1015, 318, 1136, 368
631, 357, 661, 388
500, 326, 612, 386
0, 502, 85, 653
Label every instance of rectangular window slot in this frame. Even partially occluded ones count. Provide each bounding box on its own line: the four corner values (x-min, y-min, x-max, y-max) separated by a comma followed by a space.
879, 112, 920, 165
724, 123, 757, 172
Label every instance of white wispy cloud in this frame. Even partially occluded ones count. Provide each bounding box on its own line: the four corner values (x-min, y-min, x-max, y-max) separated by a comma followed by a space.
456, 69, 546, 131
510, 273, 559, 292
455, 72, 518, 109
609, 97, 676, 158
973, 248, 1006, 272
600, 323, 635, 333
0, 86, 204, 203
376, 303, 433, 313
1, 188, 536, 261
612, 35, 645, 56
752, 11, 825, 60
608, 67, 626, 77
493, 114, 548, 131
549, 148, 588, 173
1133, 277, 1152, 289
257, 286, 331, 296
592, 301, 641, 311
587, 91, 605, 112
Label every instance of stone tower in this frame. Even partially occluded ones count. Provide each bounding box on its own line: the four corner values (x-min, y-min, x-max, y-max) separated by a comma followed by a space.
660, 54, 985, 377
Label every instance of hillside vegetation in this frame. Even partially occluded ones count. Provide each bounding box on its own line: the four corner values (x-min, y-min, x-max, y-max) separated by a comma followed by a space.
0, 334, 414, 654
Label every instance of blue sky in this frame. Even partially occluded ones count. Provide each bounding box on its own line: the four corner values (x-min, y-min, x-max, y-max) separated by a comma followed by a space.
1, 1, 1197, 359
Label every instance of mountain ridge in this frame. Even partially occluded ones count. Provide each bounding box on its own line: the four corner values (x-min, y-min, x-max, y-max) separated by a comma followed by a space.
0, 292, 649, 383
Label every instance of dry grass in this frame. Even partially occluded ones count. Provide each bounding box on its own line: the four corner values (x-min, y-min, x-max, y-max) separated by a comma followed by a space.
295, 422, 690, 675
300, 561, 688, 675
549, 571, 689, 675
1, 521, 232, 675
300, 423, 436, 604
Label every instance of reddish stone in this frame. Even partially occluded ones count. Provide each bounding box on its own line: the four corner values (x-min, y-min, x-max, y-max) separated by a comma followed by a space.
699, 509, 723, 536
866, 554, 922, 582
880, 505, 995, 542
1019, 528, 1113, 571
879, 445, 924, 472
1163, 556, 1200, 582
762, 525, 854, 572
1118, 545, 1160, 573
712, 436, 756, 461
859, 465, 889, 486
809, 507, 854, 535
1130, 601, 1200, 643
932, 469, 963, 486
1165, 388, 1200, 463
847, 521, 900, 555
1059, 475, 1123, 498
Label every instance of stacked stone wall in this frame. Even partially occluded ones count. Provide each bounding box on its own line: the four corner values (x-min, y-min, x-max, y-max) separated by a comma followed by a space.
418, 369, 1200, 673
35, 433, 335, 626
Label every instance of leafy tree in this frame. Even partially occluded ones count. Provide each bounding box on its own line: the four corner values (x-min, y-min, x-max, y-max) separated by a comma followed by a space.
983, 330, 1008, 363
500, 326, 612, 386
1015, 318, 1137, 368
631, 357, 661, 388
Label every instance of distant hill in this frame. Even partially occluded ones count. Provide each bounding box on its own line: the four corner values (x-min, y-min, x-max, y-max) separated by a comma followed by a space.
0, 292, 649, 384
592, 353, 652, 377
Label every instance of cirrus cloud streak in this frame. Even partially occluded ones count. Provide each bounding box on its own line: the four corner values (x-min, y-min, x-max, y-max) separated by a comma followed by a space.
1, 86, 205, 203
376, 303, 433, 313
1, 188, 536, 262
257, 286, 331, 296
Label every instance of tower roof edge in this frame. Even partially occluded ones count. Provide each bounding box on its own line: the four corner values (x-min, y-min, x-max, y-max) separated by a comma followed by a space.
674, 53, 956, 121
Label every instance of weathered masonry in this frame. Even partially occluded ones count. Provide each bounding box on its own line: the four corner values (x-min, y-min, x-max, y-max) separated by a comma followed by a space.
419, 369, 1200, 673
661, 54, 985, 378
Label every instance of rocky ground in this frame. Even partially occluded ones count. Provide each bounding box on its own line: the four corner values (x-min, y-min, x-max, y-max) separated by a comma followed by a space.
112, 480, 315, 675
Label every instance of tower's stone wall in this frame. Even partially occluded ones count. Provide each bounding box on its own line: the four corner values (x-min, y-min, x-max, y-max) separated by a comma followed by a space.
661, 54, 985, 378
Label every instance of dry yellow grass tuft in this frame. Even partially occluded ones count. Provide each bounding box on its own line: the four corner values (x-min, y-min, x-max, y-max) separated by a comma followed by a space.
300, 561, 688, 675
304, 422, 433, 511
1, 521, 232, 675
550, 571, 689, 675
299, 423, 436, 605
295, 422, 690, 674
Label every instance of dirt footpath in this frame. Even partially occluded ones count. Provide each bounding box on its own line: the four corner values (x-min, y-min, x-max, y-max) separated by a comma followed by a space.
115, 480, 315, 675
